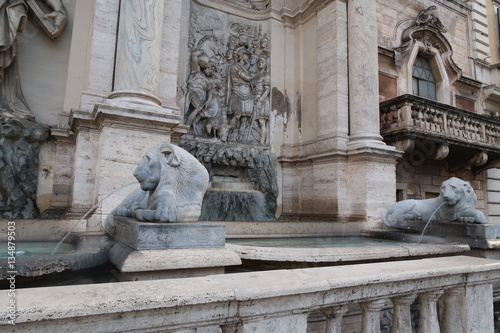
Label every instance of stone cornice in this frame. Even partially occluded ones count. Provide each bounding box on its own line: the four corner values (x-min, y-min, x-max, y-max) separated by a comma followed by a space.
193, 0, 271, 20
430, 0, 471, 15
274, 0, 339, 27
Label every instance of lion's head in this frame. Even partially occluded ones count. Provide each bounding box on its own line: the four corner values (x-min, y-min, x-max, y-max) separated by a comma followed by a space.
439, 177, 475, 208
133, 144, 180, 192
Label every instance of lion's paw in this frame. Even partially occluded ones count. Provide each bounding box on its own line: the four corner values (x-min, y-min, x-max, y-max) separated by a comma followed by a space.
155, 204, 177, 222
404, 212, 421, 221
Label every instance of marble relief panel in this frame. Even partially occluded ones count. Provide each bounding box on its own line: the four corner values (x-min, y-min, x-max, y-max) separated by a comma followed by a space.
182, 1, 271, 145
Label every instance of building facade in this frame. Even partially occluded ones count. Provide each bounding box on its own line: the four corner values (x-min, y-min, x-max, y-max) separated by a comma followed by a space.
3, 0, 500, 230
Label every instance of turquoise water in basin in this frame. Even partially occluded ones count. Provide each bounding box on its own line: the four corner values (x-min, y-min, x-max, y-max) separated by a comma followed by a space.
1, 242, 76, 258
226, 237, 408, 248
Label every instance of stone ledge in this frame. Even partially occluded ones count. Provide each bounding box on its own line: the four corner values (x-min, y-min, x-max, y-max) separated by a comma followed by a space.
0, 256, 498, 332
108, 242, 242, 272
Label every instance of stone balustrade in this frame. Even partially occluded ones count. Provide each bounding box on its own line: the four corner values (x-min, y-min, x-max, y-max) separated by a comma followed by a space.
380, 94, 500, 153
1, 256, 499, 332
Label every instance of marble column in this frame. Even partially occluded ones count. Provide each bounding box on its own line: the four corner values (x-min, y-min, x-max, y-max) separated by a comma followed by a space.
438, 288, 464, 333
347, 0, 385, 148
390, 294, 416, 333
345, 0, 400, 225
360, 299, 386, 333
418, 291, 443, 333
321, 305, 349, 333
109, 0, 165, 106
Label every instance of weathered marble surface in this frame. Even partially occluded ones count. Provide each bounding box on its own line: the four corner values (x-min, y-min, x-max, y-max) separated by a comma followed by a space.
107, 143, 209, 223
111, 0, 164, 106
182, 2, 271, 145
0, 115, 49, 218
111, 217, 225, 250
0, 256, 497, 332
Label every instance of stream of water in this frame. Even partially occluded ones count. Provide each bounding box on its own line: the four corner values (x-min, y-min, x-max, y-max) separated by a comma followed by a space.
50, 182, 137, 255
417, 202, 446, 244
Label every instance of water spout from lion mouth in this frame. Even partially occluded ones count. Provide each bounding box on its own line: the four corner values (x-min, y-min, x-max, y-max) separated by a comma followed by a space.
443, 197, 458, 207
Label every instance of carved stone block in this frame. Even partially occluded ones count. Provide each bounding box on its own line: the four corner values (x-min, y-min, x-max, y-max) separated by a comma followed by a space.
112, 217, 226, 250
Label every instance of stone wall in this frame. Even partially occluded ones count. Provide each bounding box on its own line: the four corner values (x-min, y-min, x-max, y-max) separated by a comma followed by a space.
377, 0, 472, 78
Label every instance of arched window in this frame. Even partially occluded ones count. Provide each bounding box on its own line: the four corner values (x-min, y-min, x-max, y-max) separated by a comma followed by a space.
412, 56, 436, 100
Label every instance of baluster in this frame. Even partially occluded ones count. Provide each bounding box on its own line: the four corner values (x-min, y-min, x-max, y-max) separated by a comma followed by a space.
425, 109, 432, 130
417, 106, 424, 128
393, 106, 400, 125
431, 109, 438, 131
390, 294, 416, 333
435, 114, 442, 132
475, 123, 480, 141
360, 299, 386, 333
411, 106, 418, 126
449, 116, 456, 136
439, 287, 465, 333
322, 305, 349, 333
418, 290, 443, 333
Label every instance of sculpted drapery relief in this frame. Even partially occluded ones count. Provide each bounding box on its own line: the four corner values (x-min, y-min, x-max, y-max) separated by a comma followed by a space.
0, 0, 66, 219
183, 5, 271, 145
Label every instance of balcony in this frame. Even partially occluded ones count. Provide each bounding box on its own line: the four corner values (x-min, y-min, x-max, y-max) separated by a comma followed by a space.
380, 94, 500, 170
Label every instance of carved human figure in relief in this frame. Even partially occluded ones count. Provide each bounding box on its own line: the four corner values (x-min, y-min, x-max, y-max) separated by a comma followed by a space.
185, 50, 222, 134
383, 177, 487, 228
0, 0, 67, 119
107, 143, 209, 223
252, 56, 270, 145
227, 48, 254, 141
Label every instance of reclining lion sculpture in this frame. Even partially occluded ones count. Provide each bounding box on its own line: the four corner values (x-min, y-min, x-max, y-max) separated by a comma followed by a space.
383, 177, 487, 228
107, 143, 209, 223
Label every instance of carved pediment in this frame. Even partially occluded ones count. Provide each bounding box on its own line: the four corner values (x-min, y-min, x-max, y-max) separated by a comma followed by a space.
415, 5, 447, 33
389, 6, 461, 79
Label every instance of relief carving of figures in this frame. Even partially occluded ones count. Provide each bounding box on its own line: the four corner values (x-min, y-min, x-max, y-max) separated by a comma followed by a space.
183, 11, 271, 145
227, 48, 254, 141
185, 50, 224, 137
221, 0, 270, 11
252, 56, 270, 145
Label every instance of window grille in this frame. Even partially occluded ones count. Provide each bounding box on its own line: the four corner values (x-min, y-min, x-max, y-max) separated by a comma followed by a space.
412, 56, 436, 100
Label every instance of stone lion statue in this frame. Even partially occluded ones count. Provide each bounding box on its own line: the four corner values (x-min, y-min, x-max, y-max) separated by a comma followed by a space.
107, 143, 209, 223
383, 177, 487, 228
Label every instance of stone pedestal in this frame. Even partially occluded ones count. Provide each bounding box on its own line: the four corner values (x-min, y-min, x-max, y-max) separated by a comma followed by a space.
112, 218, 226, 250
347, 147, 401, 226
108, 217, 241, 281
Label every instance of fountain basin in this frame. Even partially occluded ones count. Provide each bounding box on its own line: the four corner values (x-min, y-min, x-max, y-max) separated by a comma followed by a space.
390, 220, 500, 249
225, 230, 470, 270
0, 233, 112, 280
